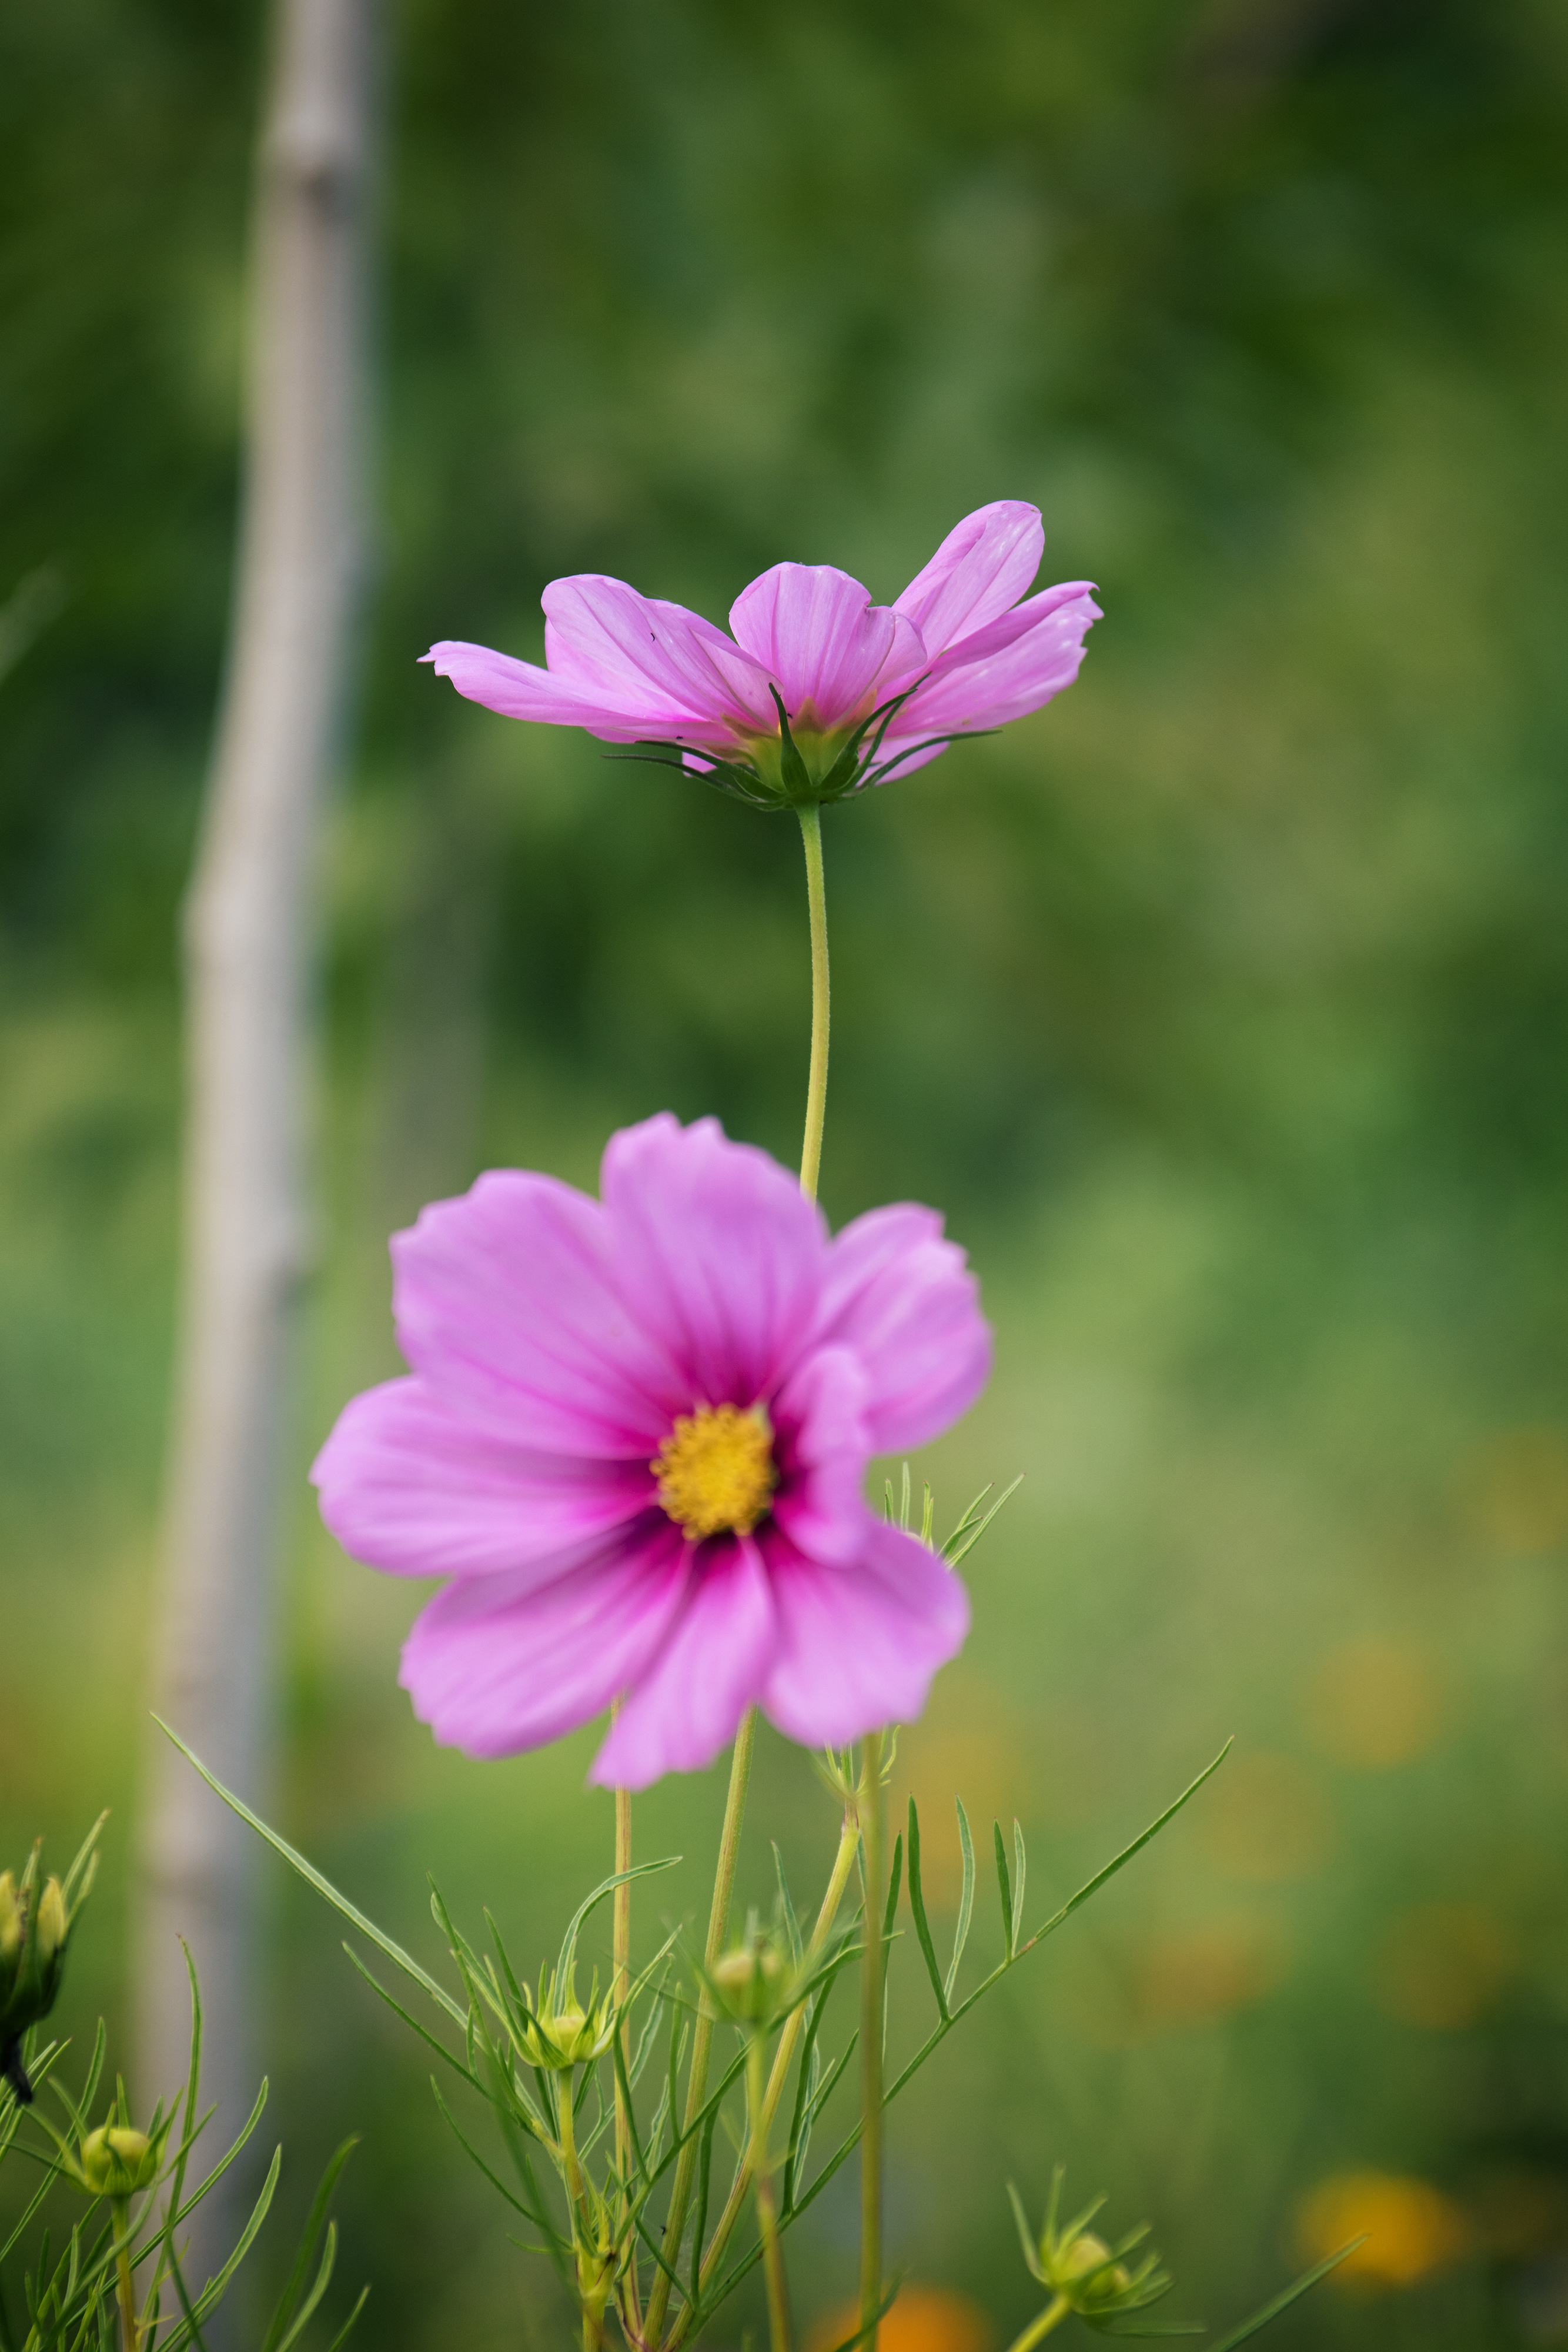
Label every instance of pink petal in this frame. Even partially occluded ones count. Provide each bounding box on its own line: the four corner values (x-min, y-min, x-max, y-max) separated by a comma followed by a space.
589, 1534, 777, 1787
312, 1377, 654, 1579
770, 1345, 871, 1568
601, 1114, 829, 1406
402, 1522, 690, 1759
544, 576, 777, 735
760, 1519, 969, 1746
728, 564, 925, 730
423, 639, 674, 740
817, 1206, 991, 1453
885, 586, 1101, 745
894, 501, 1046, 657
392, 1167, 686, 1456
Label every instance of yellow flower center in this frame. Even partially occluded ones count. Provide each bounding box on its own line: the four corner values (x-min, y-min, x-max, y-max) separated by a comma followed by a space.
652, 1405, 776, 1541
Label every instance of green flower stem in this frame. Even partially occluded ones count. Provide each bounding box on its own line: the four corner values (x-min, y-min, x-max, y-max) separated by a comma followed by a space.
112, 2197, 138, 2351
556, 2075, 603, 2352
858, 1732, 887, 2349
748, 2028, 793, 2352
1004, 2296, 1071, 2352
647, 1705, 759, 2347
613, 1772, 640, 2338
671, 1813, 863, 2344
655, 791, 831, 2350
797, 806, 830, 1203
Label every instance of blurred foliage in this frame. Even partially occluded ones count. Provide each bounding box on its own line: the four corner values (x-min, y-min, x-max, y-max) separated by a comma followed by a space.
3, 0, 1568, 2347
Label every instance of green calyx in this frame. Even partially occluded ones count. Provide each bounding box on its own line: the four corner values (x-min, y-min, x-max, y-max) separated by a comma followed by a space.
611, 681, 994, 811
1010, 2169, 1175, 2330
516, 1964, 616, 2071
709, 1929, 794, 2026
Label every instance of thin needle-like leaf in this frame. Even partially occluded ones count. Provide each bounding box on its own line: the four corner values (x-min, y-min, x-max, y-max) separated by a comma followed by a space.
905, 1801, 948, 2020
155, 1722, 467, 2026
944, 1800, 975, 2004
1205, 2241, 1365, 2352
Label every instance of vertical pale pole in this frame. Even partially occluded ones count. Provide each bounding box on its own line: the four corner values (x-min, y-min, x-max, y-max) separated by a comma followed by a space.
136, 0, 378, 2283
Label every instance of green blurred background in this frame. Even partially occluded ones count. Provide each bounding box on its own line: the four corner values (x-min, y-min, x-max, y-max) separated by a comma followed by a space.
4, 0, 1568, 2343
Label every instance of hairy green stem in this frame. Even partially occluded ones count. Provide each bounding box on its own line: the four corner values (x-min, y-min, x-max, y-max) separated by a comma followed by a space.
748, 2030, 793, 2352
797, 806, 830, 1202
1004, 2295, 1071, 2352
670, 1813, 862, 2344
859, 1733, 887, 2348
648, 1706, 758, 2345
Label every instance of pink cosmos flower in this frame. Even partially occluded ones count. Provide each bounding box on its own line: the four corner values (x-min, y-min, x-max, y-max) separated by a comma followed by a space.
424, 500, 1100, 806
312, 1115, 990, 1789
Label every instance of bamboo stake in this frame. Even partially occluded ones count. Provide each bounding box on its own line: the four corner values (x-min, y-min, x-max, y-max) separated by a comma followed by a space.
136, 0, 378, 2294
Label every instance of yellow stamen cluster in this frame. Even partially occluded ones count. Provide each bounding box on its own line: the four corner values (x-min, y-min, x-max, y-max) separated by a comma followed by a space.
652, 1405, 775, 1541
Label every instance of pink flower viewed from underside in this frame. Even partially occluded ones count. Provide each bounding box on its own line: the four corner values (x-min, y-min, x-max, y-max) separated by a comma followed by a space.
424, 501, 1100, 807
312, 1115, 990, 1789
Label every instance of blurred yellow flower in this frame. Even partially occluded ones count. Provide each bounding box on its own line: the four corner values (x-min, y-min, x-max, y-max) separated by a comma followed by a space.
1197, 1750, 1333, 1883
1375, 1902, 1512, 2030
1298, 2170, 1470, 2287
1463, 1426, 1568, 1557
805, 2287, 992, 2352
1303, 1638, 1444, 1770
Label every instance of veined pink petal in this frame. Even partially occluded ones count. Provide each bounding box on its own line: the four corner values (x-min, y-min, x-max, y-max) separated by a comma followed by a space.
544, 576, 777, 734
392, 1171, 684, 1454
311, 1378, 654, 1579
769, 1345, 871, 1568
601, 1114, 828, 1405
894, 500, 1046, 657
729, 564, 926, 730
402, 1523, 690, 1759
589, 1535, 776, 1787
818, 1206, 992, 1454
761, 1519, 970, 1747
882, 586, 1101, 748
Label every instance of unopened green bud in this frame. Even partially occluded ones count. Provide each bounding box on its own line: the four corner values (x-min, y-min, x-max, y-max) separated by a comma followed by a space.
711, 1941, 788, 2024
0, 1877, 20, 1966
2, 1856, 73, 2060
80, 2126, 161, 2197
517, 1970, 614, 2070
34, 1880, 66, 1967
1061, 2233, 1132, 2310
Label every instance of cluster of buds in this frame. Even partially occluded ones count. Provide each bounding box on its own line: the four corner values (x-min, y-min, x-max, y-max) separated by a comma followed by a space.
1, 1830, 98, 2104
515, 1965, 616, 2071
1010, 2171, 1174, 2331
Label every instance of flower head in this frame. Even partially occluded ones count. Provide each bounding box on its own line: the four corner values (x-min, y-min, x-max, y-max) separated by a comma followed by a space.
424, 502, 1099, 806
312, 1114, 989, 1789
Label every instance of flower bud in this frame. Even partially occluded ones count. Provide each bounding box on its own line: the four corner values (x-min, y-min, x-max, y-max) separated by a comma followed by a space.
0, 1876, 21, 1966
2, 1855, 75, 2064
34, 1880, 66, 1967
711, 1940, 790, 2025
80, 2126, 161, 2197
517, 1969, 614, 2070
1060, 2233, 1132, 2311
